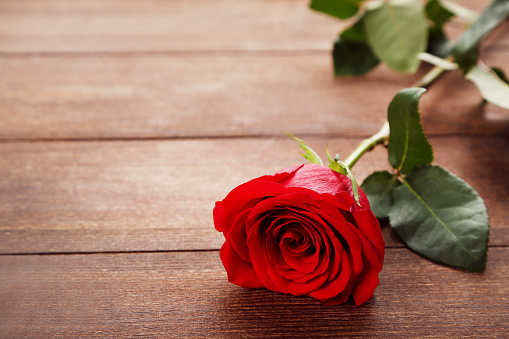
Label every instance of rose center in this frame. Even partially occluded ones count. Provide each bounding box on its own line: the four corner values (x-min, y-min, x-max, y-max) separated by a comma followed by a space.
281, 226, 313, 254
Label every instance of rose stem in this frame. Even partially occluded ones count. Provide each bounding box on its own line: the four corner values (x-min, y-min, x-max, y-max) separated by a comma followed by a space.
343, 121, 390, 169
343, 64, 448, 169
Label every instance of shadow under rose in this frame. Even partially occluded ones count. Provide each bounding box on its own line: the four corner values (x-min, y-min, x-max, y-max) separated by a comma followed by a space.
213, 286, 377, 337
191, 246, 507, 337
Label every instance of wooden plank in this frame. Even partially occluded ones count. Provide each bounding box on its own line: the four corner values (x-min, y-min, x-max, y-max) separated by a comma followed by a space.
1, 135, 507, 254
1, 248, 508, 337
0, 0, 505, 53
0, 0, 341, 53
1, 52, 508, 140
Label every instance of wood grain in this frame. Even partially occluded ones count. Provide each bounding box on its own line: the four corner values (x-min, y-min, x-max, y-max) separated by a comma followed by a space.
0, 0, 505, 53
1, 248, 508, 338
1, 52, 508, 140
1, 1, 508, 337
0, 0, 340, 53
1, 135, 508, 254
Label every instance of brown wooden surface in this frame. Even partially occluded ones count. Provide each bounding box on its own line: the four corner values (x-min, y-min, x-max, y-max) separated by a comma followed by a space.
1, 53, 509, 140
1, 249, 508, 338
0, 0, 506, 53
1, 0, 508, 337
1, 136, 508, 254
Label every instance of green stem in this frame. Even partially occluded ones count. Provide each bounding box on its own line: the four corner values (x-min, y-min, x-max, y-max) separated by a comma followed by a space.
344, 64, 447, 169
412, 65, 447, 88
344, 121, 389, 168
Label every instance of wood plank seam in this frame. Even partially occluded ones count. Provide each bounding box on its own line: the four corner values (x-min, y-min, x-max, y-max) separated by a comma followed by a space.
0, 46, 507, 58
1, 133, 508, 143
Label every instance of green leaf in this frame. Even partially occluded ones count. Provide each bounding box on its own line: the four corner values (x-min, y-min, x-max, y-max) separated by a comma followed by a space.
465, 64, 509, 110
364, 0, 428, 73
426, 29, 452, 58
424, 0, 454, 58
309, 0, 363, 20
452, 0, 509, 72
387, 88, 434, 174
340, 15, 368, 43
333, 37, 380, 76
333, 18, 380, 76
425, 0, 454, 29
389, 165, 489, 272
286, 132, 323, 165
361, 171, 399, 219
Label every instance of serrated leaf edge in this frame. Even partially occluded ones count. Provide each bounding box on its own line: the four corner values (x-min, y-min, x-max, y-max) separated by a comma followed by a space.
390, 87, 434, 174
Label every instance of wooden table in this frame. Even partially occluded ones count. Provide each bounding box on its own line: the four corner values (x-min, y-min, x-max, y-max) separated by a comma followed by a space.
1, 1, 508, 337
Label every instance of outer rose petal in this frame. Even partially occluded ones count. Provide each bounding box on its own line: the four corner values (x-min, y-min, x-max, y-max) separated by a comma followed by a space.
220, 237, 264, 289
228, 208, 253, 263
213, 201, 225, 232
352, 266, 380, 306
277, 164, 370, 208
322, 278, 356, 305
213, 166, 302, 234
214, 181, 288, 236
307, 246, 352, 300
351, 208, 385, 269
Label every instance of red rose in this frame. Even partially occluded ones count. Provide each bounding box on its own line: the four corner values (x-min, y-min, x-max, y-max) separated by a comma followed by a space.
214, 164, 385, 305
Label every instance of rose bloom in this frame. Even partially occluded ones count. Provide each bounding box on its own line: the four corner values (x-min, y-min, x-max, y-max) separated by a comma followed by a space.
213, 164, 385, 305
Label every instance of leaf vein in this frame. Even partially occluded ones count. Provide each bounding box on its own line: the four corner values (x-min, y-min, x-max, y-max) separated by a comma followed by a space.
371, 175, 398, 206
401, 177, 477, 260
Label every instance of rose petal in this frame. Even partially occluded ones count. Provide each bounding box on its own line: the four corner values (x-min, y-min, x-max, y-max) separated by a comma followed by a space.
273, 164, 305, 177
220, 238, 263, 289
352, 266, 380, 306
321, 278, 356, 305
213, 201, 225, 232
277, 163, 370, 208
280, 224, 321, 273
287, 261, 330, 296
228, 208, 254, 263
246, 218, 281, 292
214, 181, 289, 236
308, 247, 351, 300
309, 205, 364, 278
351, 209, 385, 270
265, 222, 292, 271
